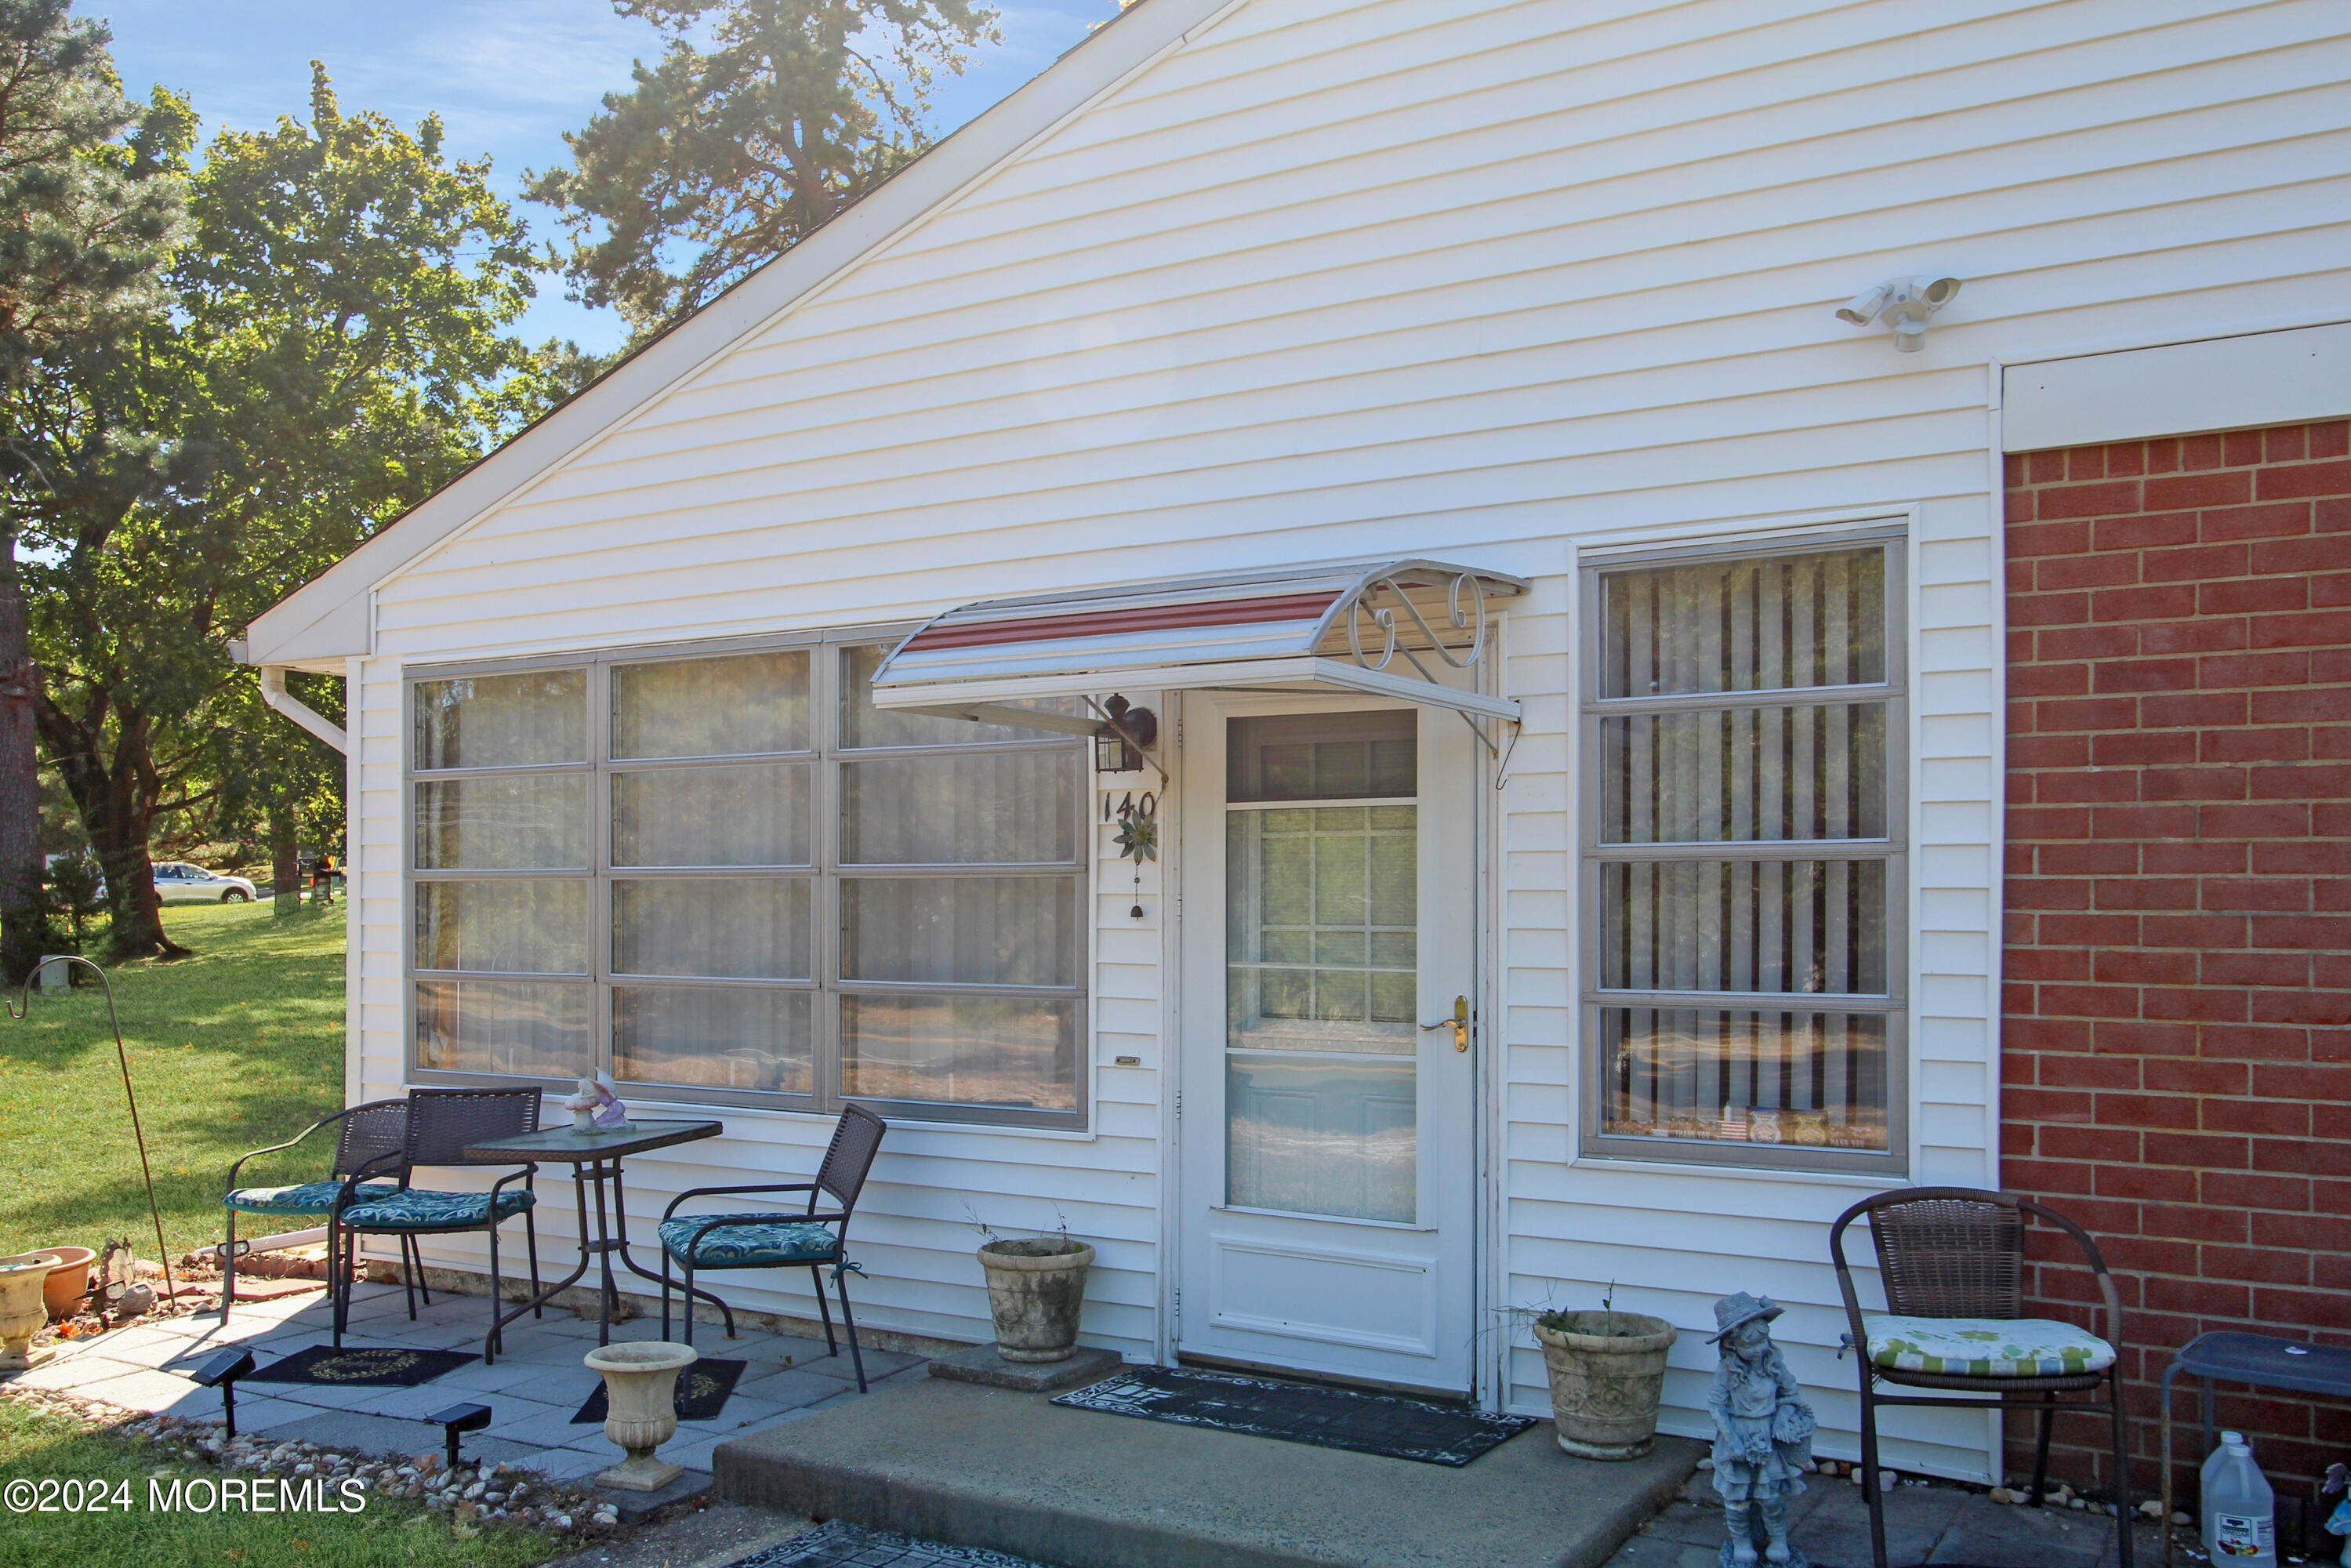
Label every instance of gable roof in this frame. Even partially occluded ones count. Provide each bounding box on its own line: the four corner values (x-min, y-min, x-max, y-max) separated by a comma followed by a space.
240, 0, 1240, 671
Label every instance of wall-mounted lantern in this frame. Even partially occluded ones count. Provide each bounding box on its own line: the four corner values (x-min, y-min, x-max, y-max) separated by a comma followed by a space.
1093, 694, 1158, 775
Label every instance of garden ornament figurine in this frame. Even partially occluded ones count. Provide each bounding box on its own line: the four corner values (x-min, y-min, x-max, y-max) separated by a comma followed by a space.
589, 1071, 633, 1131
564, 1073, 633, 1133
1710, 1290, 1818, 1568
2322, 1462, 2349, 1568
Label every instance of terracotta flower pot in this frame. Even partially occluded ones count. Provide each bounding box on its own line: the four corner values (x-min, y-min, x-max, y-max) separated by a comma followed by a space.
978, 1238, 1095, 1363
1533, 1309, 1678, 1461
0, 1254, 63, 1370
36, 1247, 96, 1321
582, 1341, 697, 1491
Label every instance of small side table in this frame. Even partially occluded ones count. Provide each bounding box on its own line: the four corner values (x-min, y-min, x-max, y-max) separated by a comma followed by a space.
2158, 1331, 2351, 1568
466, 1119, 724, 1348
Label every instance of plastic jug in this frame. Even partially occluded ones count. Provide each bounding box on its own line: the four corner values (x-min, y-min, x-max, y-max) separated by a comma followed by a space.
2200, 1431, 2247, 1510
2202, 1436, 2277, 1567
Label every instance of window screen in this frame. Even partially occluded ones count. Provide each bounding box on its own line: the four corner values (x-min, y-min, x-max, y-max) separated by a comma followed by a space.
408, 637, 1088, 1127
1582, 540, 1905, 1168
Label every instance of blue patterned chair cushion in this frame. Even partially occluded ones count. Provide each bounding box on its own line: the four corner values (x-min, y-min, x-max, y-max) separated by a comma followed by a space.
223, 1179, 397, 1214
338, 1188, 535, 1229
658, 1215, 840, 1266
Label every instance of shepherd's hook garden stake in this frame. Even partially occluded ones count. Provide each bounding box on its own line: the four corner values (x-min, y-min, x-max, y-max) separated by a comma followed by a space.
8, 956, 177, 1304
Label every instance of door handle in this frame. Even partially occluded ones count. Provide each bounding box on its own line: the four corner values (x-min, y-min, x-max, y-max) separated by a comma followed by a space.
1420, 995, 1471, 1052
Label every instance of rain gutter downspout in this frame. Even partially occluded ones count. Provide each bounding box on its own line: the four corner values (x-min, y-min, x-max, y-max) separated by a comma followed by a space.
232, 643, 347, 753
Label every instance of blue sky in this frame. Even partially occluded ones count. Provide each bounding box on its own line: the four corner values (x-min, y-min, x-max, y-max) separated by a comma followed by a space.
96, 0, 1120, 353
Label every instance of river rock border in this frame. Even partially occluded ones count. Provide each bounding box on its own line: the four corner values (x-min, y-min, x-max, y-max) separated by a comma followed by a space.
1, 1383, 624, 1540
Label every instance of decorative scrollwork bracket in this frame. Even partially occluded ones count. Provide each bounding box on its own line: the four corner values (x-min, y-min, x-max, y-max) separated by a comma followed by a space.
1338, 569, 1511, 758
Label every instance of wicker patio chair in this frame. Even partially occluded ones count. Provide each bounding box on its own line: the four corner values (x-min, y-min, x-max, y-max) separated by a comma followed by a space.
332, 1088, 543, 1363
219, 1098, 408, 1320
1830, 1189, 2133, 1568
657, 1104, 887, 1392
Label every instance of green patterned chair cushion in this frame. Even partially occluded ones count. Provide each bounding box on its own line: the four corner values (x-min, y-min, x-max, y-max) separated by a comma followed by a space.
1865, 1315, 2115, 1377
223, 1179, 397, 1214
658, 1216, 840, 1267
338, 1188, 535, 1229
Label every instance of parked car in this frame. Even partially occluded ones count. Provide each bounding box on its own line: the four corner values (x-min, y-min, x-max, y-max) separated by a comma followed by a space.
153, 862, 257, 903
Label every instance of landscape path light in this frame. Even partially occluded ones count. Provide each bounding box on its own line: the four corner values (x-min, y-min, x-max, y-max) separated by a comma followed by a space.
190, 1346, 257, 1439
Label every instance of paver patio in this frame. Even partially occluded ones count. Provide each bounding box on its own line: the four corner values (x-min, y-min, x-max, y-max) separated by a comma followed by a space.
5, 1279, 928, 1484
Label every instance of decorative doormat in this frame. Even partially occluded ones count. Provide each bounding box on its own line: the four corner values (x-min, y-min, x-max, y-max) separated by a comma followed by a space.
1050, 1364, 1534, 1466
729, 1520, 1049, 1567
571, 1358, 744, 1424
245, 1345, 480, 1388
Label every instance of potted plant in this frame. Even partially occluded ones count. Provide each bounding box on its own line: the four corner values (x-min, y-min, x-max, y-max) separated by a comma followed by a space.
975, 1220, 1094, 1363
1531, 1294, 1678, 1460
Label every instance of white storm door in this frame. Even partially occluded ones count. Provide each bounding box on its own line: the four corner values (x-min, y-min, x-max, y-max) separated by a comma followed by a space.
1175, 697, 1478, 1396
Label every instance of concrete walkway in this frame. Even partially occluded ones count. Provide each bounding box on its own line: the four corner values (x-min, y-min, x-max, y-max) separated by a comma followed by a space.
715, 1372, 1706, 1568
1609, 1471, 2165, 1568
5, 1278, 926, 1485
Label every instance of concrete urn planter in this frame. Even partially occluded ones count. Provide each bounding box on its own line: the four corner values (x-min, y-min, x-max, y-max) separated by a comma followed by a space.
582, 1340, 698, 1491
0, 1253, 63, 1370
978, 1239, 1095, 1363
1533, 1309, 1678, 1461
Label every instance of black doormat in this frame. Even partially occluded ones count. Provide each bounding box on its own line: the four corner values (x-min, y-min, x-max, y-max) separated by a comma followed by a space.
729, 1520, 1049, 1567
1050, 1364, 1534, 1466
571, 1358, 744, 1424
246, 1345, 480, 1388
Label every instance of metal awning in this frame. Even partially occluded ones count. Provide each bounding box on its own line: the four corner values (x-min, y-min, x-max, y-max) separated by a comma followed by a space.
869, 560, 1529, 737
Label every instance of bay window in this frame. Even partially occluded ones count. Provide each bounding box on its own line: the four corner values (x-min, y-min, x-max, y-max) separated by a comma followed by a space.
1580, 535, 1906, 1171
408, 634, 1087, 1128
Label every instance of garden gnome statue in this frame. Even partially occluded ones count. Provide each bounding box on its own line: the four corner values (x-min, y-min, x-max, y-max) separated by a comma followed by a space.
1710, 1291, 1817, 1568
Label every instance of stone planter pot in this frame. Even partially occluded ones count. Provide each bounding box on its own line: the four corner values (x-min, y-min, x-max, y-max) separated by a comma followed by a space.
0, 1254, 63, 1370
582, 1340, 697, 1491
35, 1247, 96, 1321
978, 1239, 1095, 1363
1533, 1309, 1678, 1461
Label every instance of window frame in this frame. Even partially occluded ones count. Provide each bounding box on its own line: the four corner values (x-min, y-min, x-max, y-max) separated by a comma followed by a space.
404, 626, 1092, 1131
1576, 527, 1910, 1175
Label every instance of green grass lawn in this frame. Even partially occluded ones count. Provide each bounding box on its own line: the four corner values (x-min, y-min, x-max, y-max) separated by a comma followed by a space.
0, 900, 349, 1267
0, 1398, 555, 1568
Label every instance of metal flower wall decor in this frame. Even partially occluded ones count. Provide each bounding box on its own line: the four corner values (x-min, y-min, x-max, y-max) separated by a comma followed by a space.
1112, 793, 1158, 920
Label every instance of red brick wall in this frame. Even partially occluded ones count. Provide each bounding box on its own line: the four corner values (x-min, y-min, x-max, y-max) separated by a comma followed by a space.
2004, 419, 2351, 1497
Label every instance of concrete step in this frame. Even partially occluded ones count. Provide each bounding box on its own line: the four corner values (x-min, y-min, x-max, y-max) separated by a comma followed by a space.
714, 1374, 1702, 1568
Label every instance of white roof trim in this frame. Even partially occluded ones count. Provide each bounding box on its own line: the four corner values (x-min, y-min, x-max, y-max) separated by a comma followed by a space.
2002, 321, 2351, 452
238, 0, 1246, 669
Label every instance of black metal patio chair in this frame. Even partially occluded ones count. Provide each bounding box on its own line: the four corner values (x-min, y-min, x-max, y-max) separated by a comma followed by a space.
657, 1104, 887, 1392
331, 1087, 543, 1363
1830, 1188, 2133, 1568
219, 1098, 408, 1320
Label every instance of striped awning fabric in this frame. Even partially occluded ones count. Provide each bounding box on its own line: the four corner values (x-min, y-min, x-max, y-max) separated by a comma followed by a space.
869, 560, 1529, 730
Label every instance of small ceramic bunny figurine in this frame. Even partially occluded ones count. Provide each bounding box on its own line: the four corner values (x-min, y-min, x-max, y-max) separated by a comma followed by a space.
1709, 1291, 1817, 1568
563, 1077, 600, 1133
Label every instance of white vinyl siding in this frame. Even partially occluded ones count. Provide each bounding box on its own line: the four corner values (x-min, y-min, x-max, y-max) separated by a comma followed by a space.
334, 0, 2348, 1474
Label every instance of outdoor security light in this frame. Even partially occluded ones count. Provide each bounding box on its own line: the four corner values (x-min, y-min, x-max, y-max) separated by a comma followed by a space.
428, 1401, 493, 1472
1093, 694, 1158, 774
190, 1347, 257, 1439
1835, 274, 1962, 351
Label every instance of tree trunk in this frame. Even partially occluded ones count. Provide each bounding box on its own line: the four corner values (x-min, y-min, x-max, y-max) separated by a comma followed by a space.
40, 701, 186, 961
270, 800, 299, 916
0, 532, 54, 985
